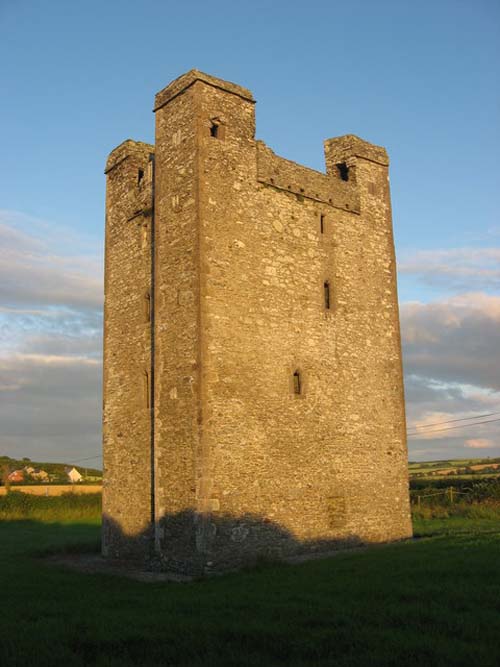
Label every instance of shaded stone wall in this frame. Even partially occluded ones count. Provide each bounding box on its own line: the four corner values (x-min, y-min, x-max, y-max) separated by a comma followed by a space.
103, 70, 412, 575
102, 140, 154, 558
152, 84, 203, 571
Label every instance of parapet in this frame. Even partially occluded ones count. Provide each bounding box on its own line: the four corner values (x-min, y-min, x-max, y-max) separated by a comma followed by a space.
153, 69, 255, 111
105, 140, 155, 174
257, 141, 360, 214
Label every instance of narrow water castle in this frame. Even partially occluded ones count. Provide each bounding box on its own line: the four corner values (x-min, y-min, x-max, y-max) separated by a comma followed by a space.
102, 70, 412, 575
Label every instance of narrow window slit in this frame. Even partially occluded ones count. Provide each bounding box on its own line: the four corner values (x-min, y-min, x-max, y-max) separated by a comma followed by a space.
137, 168, 144, 185
293, 370, 301, 395
147, 155, 154, 182
143, 371, 150, 409
320, 214, 325, 234
210, 122, 219, 138
144, 291, 151, 322
324, 281, 331, 310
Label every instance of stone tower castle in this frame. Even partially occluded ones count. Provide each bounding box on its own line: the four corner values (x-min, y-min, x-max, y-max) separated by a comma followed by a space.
103, 70, 412, 575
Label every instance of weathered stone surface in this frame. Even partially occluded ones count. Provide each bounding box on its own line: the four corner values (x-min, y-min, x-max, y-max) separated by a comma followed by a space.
102, 70, 412, 576
102, 138, 155, 559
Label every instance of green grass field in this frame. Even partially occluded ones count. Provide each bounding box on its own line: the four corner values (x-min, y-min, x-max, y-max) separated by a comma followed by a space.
1, 494, 499, 666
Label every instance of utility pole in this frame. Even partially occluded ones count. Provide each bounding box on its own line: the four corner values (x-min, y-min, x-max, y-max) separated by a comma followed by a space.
1, 465, 10, 493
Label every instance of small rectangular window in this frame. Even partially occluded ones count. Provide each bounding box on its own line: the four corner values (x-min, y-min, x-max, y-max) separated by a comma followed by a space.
209, 119, 225, 140
336, 162, 349, 181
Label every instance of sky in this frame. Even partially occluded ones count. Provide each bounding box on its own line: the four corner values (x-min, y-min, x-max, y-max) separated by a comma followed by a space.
0, 0, 499, 467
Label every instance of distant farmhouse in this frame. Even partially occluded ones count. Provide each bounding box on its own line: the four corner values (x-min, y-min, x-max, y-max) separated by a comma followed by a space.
24, 467, 49, 482
103, 70, 412, 576
7, 470, 24, 483
7, 467, 50, 484
1, 457, 95, 487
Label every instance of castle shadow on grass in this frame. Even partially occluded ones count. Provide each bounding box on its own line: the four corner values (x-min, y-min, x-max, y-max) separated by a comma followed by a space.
103, 509, 373, 579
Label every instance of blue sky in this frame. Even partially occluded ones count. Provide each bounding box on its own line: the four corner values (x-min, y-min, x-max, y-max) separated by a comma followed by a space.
0, 0, 499, 466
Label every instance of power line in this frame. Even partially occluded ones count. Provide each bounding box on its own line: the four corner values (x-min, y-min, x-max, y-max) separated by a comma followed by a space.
407, 416, 500, 438
33, 411, 500, 462
66, 454, 102, 464
407, 411, 500, 431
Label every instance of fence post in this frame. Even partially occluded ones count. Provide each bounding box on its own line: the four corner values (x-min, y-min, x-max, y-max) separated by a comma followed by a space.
449, 487, 454, 503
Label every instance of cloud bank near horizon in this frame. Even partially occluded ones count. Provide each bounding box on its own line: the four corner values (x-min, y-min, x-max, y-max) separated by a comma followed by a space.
1, 210, 499, 464
0, 211, 103, 465
398, 247, 500, 293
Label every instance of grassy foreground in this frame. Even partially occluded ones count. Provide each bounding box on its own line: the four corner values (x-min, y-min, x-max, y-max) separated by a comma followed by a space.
0, 496, 499, 666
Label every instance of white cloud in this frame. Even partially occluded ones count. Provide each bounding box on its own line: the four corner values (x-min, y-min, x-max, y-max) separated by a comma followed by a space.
398, 247, 500, 292
408, 411, 468, 440
0, 353, 101, 366
465, 439, 496, 449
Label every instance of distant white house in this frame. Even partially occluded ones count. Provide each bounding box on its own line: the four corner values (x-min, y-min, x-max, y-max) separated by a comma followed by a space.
67, 467, 83, 483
